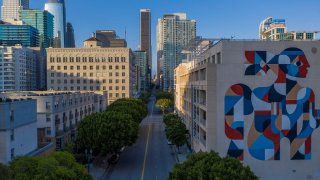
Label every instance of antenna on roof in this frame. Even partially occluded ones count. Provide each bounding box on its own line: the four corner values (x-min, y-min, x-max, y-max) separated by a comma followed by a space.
125, 27, 127, 40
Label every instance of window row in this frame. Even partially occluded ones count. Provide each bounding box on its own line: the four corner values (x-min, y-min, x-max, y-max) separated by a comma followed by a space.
50, 65, 126, 70
50, 79, 126, 84
49, 56, 127, 63
50, 72, 126, 78
52, 86, 129, 92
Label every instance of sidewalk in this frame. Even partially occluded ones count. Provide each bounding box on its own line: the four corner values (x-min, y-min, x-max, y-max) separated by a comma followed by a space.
171, 144, 191, 163
89, 154, 110, 180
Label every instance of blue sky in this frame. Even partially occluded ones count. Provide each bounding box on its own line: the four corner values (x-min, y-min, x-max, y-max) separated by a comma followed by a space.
2, 0, 320, 74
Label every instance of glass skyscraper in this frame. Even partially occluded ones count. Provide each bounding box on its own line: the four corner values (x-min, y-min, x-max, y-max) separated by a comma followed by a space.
65, 22, 75, 48
0, 23, 39, 47
157, 13, 196, 91
1, 0, 29, 20
20, 10, 54, 48
44, 0, 66, 48
134, 50, 148, 91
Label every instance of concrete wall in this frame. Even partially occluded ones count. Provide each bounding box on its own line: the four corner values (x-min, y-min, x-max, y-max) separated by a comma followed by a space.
212, 41, 320, 179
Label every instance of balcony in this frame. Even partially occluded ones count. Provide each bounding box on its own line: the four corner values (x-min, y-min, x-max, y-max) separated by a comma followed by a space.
200, 118, 206, 127
55, 118, 60, 125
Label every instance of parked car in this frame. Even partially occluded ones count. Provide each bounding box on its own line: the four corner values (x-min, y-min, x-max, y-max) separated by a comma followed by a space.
107, 154, 120, 165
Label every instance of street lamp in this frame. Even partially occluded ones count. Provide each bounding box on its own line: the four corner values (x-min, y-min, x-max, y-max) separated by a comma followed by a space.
85, 149, 93, 173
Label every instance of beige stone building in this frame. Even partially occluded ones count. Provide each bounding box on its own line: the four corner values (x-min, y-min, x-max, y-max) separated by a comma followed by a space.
46, 34, 135, 104
175, 39, 320, 179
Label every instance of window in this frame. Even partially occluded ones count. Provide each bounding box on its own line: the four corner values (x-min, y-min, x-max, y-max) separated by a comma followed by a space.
121, 57, 126, 62
103, 79, 106, 83
122, 93, 126, 98
103, 65, 106, 70
57, 66, 61, 70
83, 73, 87, 77
217, 52, 221, 64
90, 73, 93, 77
83, 66, 87, 70
46, 114, 51, 122
51, 66, 54, 70
109, 93, 112, 97
70, 66, 74, 70
77, 66, 80, 70
108, 57, 113, 62
122, 72, 125, 76
116, 72, 119, 76
103, 86, 106, 90
109, 72, 112, 77
109, 65, 112, 70
51, 73, 54, 77
76, 57, 81, 62
51, 79, 54, 83
122, 79, 125, 83
46, 127, 51, 135
82, 57, 87, 62
63, 57, 68, 62
115, 65, 119, 70
96, 66, 99, 70
122, 86, 125, 90
122, 65, 125, 69
10, 129, 14, 141
64, 80, 67, 84
116, 79, 119, 83
109, 86, 112, 90
10, 148, 14, 160
116, 93, 119, 97
109, 79, 112, 83
90, 66, 93, 70
116, 86, 119, 90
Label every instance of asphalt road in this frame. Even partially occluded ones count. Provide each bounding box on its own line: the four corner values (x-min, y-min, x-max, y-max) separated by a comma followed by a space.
105, 92, 176, 180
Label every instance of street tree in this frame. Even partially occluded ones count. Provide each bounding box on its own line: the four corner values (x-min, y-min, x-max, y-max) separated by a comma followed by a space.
165, 120, 187, 152
169, 151, 258, 180
0, 163, 11, 180
156, 98, 172, 114
9, 152, 92, 180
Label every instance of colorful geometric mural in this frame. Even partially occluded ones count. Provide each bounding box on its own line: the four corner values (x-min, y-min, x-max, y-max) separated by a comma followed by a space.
225, 48, 320, 161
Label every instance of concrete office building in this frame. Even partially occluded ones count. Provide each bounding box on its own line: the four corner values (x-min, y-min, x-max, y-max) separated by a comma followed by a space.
1, 0, 29, 21
259, 17, 318, 40
1, 91, 107, 150
0, 20, 39, 47
134, 50, 148, 91
140, 9, 151, 88
0, 97, 37, 164
157, 13, 196, 91
20, 9, 54, 48
65, 22, 75, 48
96, 30, 127, 48
0, 45, 38, 92
175, 39, 320, 179
45, 0, 66, 48
47, 34, 135, 104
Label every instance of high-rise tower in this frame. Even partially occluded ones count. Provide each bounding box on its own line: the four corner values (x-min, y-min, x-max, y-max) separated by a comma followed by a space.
65, 22, 75, 48
1, 0, 29, 20
140, 9, 151, 88
157, 13, 196, 91
44, 0, 66, 48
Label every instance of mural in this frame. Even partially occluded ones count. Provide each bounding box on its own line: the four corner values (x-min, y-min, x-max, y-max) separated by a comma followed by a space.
225, 48, 320, 160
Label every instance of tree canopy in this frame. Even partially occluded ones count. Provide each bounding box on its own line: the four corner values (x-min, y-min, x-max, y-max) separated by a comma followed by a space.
8, 152, 92, 180
76, 98, 147, 154
163, 114, 187, 151
156, 98, 172, 114
169, 151, 258, 180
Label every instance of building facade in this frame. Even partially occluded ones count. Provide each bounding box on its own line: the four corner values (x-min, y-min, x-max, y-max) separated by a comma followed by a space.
0, 97, 37, 164
96, 30, 127, 48
1, 0, 29, 21
44, 0, 66, 48
259, 17, 318, 40
157, 13, 196, 91
46, 36, 135, 104
0, 45, 38, 92
0, 21, 39, 47
140, 9, 151, 88
175, 40, 320, 179
20, 9, 54, 48
65, 22, 75, 48
134, 50, 148, 91
1, 91, 107, 150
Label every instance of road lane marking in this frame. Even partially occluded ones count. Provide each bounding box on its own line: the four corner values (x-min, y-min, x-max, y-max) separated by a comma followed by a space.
141, 124, 151, 180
